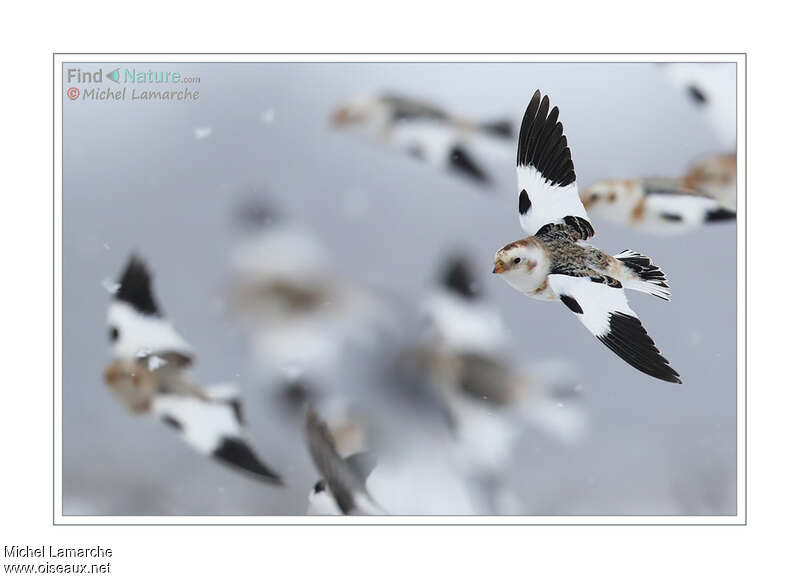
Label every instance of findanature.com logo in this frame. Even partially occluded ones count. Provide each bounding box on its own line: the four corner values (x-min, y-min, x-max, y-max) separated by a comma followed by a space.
65, 67, 201, 102
66, 67, 201, 84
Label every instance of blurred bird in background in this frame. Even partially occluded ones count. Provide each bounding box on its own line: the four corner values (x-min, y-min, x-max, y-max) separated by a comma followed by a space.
103, 254, 284, 485
227, 197, 486, 514
304, 408, 383, 515
664, 63, 736, 151
331, 92, 515, 188
682, 151, 736, 212
664, 63, 737, 212
580, 177, 735, 235
228, 198, 394, 406
581, 63, 737, 231
404, 254, 586, 513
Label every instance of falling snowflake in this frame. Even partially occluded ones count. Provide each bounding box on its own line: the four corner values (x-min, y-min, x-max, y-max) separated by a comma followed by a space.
260, 109, 275, 124
147, 356, 167, 371
134, 347, 153, 359
193, 127, 213, 140
101, 278, 120, 294
281, 364, 303, 381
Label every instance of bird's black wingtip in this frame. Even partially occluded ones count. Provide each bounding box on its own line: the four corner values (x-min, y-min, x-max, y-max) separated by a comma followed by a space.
517, 90, 576, 187
213, 437, 284, 486
441, 254, 481, 300
598, 312, 681, 385
235, 197, 282, 231
115, 254, 161, 316
449, 145, 490, 184
705, 207, 736, 223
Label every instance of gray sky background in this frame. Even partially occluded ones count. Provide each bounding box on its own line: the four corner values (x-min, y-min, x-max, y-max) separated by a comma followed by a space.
61, 62, 737, 516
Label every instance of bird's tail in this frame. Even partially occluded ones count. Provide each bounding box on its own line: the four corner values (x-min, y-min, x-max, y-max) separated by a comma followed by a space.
614, 250, 671, 301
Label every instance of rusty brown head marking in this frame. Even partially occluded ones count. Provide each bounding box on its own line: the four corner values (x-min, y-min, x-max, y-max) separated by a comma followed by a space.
500, 238, 534, 252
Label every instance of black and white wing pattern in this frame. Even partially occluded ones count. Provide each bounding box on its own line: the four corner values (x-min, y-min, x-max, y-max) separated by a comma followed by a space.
153, 383, 283, 485
547, 274, 681, 383
304, 409, 383, 515
516, 91, 594, 240
107, 255, 194, 365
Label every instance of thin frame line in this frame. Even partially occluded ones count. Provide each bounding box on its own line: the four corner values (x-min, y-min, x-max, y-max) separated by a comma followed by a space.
53, 53, 746, 526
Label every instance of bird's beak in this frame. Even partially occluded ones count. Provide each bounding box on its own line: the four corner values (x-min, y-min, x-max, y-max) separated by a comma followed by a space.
492, 261, 505, 274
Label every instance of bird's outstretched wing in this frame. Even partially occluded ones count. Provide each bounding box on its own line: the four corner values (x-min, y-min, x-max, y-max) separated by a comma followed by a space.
304, 409, 383, 515
516, 90, 594, 240
152, 384, 283, 485
547, 274, 681, 383
107, 254, 194, 365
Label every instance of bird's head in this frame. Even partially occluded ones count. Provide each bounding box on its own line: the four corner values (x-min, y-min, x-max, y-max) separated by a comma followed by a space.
581, 179, 642, 221
329, 95, 391, 135
581, 180, 626, 208
492, 239, 547, 292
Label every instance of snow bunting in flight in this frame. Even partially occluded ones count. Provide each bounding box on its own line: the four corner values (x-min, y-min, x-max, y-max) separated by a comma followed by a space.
413, 256, 586, 472
229, 200, 393, 401
331, 92, 514, 187
304, 408, 383, 515
492, 91, 681, 383
580, 176, 735, 235
406, 255, 587, 514
104, 254, 283, 485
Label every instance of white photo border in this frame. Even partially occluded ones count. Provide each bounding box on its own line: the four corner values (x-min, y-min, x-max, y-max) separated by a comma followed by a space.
53, 52, 746, 526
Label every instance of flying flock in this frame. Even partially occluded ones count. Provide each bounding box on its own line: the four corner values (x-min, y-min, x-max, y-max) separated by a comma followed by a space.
98, 65, 735, 515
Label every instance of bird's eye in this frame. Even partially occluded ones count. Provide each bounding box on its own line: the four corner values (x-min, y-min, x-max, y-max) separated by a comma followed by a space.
590, 194, 600, 202
513, 257, 521, 264
109, 326, 119, 342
